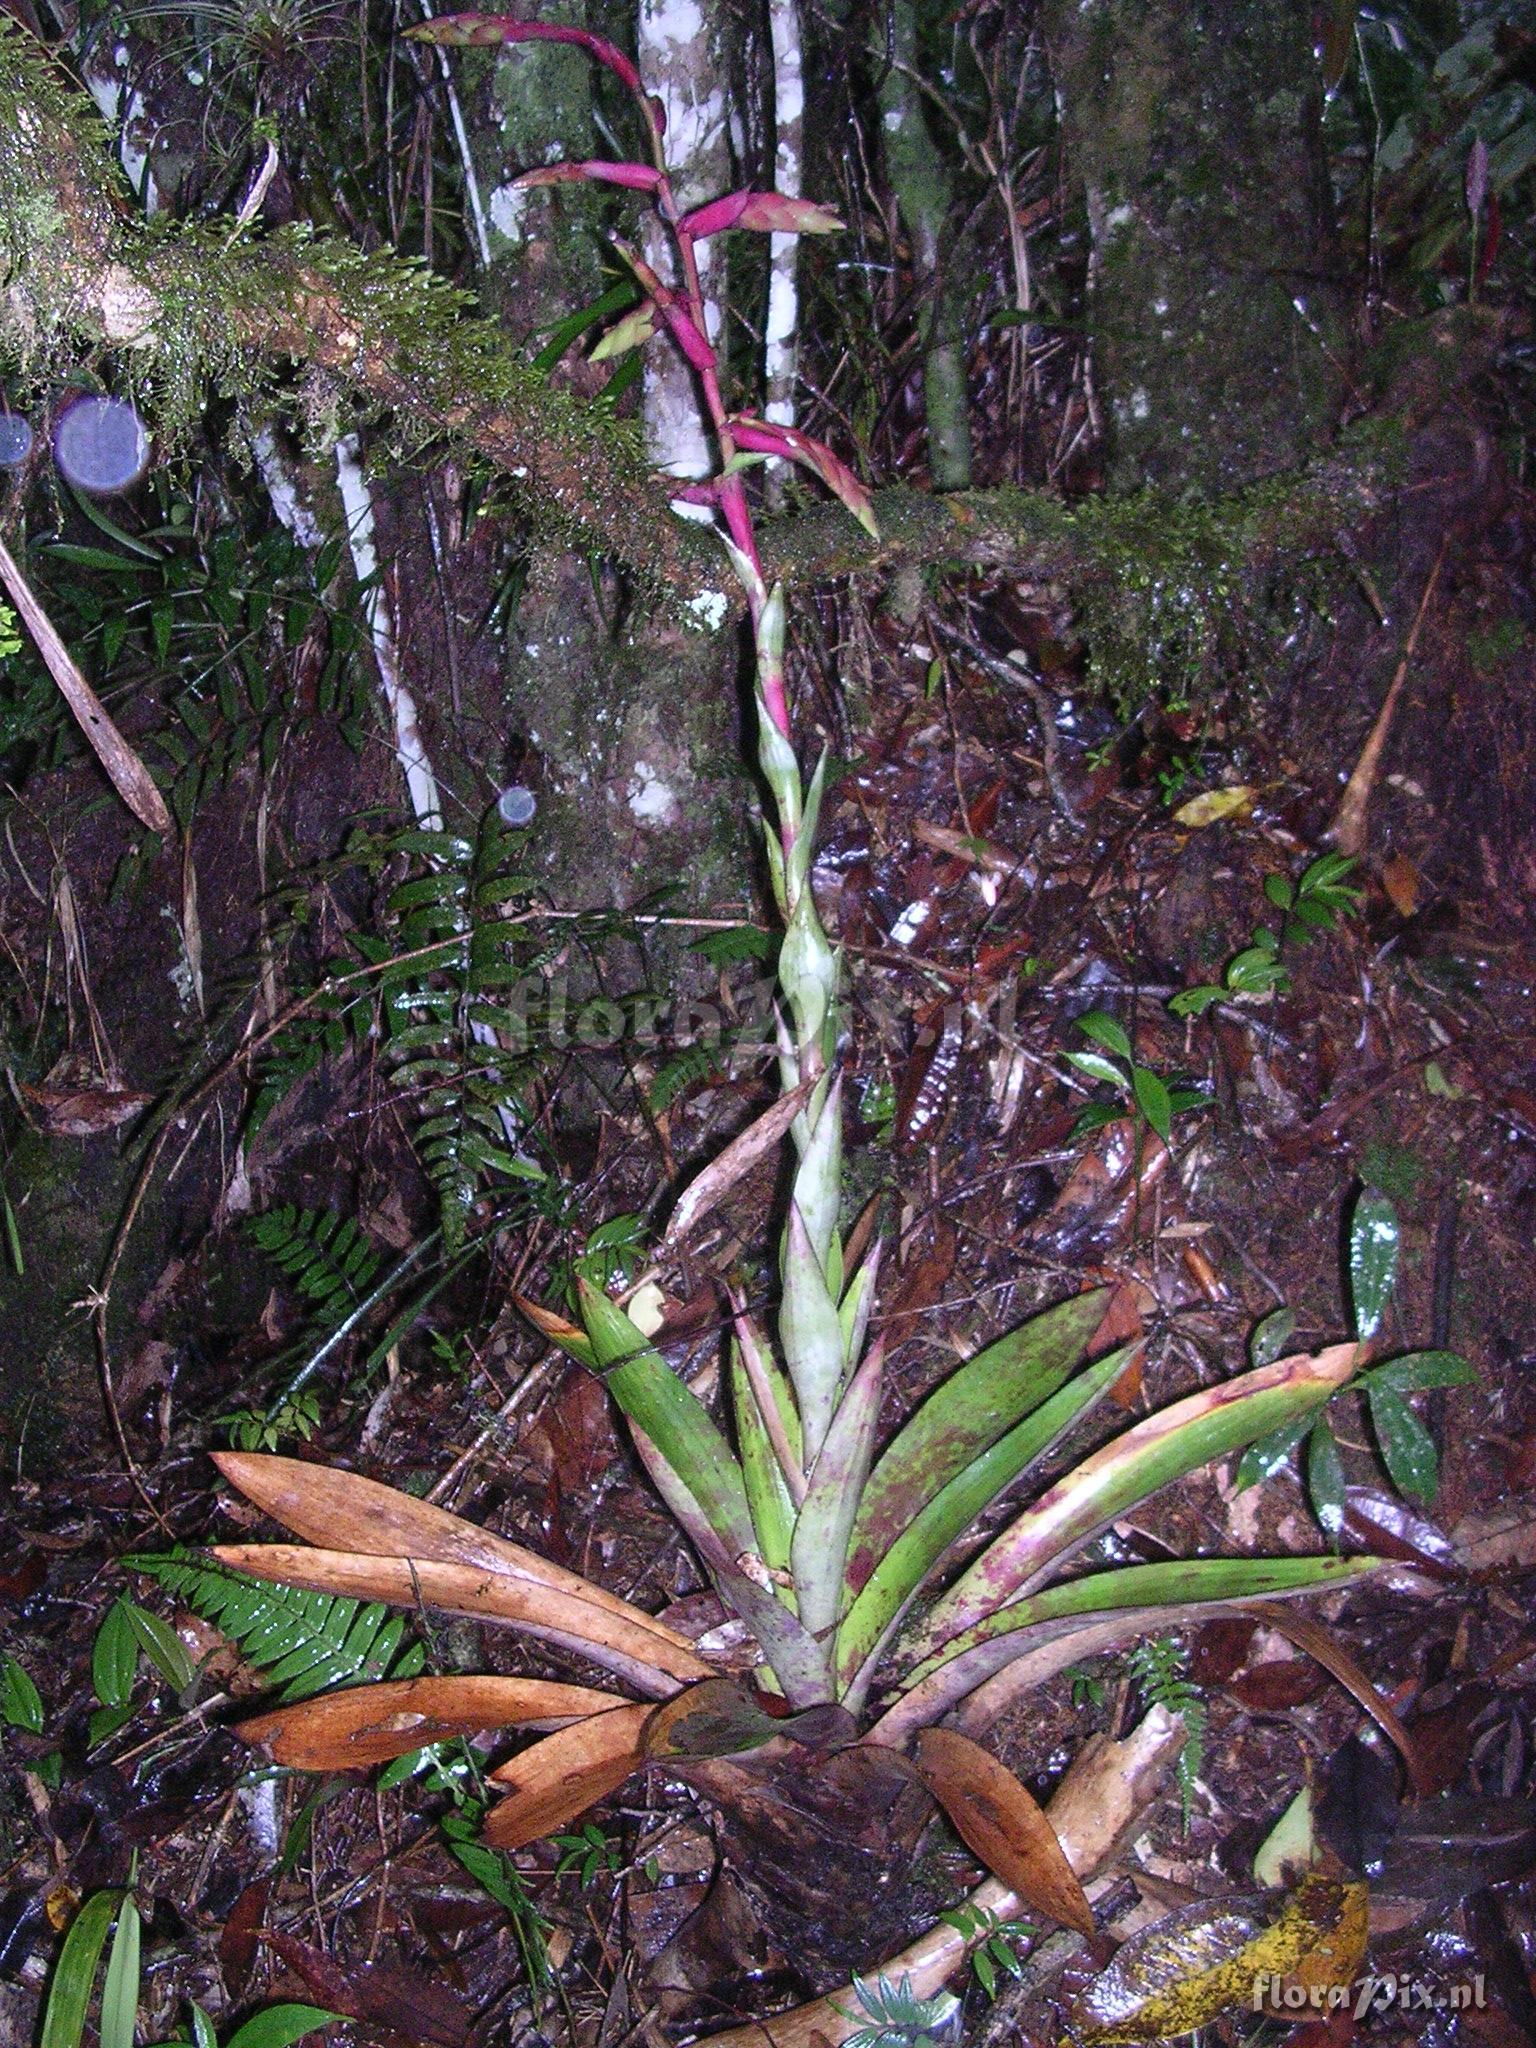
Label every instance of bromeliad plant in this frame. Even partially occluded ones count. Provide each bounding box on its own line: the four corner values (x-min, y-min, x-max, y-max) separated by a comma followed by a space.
206, 8, 1383, 1934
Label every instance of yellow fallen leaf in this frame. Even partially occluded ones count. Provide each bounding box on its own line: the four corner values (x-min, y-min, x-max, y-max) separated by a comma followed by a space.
1172, 786, 1255, 828
1071, 1871, 1368, 2043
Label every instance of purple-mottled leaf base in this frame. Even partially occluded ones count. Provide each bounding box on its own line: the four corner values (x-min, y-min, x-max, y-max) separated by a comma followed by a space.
681, 191, 845, 240
731, 415, 878, 539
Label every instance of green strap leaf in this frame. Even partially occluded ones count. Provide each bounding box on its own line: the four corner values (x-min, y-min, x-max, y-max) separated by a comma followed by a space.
847, 1291, 1111, 1593
790, 1341, 885, 1637
99, 1893, 141, 2048
578, 1279, 754, 1558
838, 1343, 1136, 1698
902, 1345, 1359, 1668
42, 1890, 119, 2048
879, 1557, 1382, 1740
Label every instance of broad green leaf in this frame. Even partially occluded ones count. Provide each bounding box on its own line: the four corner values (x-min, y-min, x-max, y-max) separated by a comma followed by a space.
1, 1652, 43, 1732
42, 1889, 118, 2048
225, 2006, 342, 2048
847, 1292, 1111, 1594
99, 1893, 141, 2048
1131, 1065, 1172, 1142
902, 1346, 1358, 1665
790, 1342, 884, 1636
1064, 1048, 1127, 1089
1075, 1010, 1132, 1060
1366, 1350, 1472, 1395
1248, 1309, 1296, 1371
1233, 1414, 1312, 1490
1307, 1417, 1347, 1536
1348, 1190, 1399, 1338
192, 2002, 219, 2048
122, 1601, 196, 1695
87, 1702, 135, 1748
92, 1600, 139, 1710
1168, 984, 1223, 1019
1262, 873, 1295, 911
838, 1343, 1135, 1698
578, 1280, 754, 1559
1366, 1384, 1438, 1502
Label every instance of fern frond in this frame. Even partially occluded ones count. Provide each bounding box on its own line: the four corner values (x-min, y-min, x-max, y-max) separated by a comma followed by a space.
246, 1204, 382, 1320
125, 1549, 424, 1702
1128, 1634, 1206, 1826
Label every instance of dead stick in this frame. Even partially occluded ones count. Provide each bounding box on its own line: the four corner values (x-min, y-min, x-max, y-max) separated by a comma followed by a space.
1326, 539, 1447, 856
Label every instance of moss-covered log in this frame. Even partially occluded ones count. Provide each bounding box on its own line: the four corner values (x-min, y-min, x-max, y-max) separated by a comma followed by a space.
0, 13, 1382, 644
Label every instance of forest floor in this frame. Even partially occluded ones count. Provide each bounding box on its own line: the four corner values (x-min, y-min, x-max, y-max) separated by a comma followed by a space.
3, 417, 1536, 2048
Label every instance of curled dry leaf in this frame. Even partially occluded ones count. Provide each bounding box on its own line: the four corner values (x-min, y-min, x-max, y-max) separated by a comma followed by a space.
0, 536, 172, 836
1241, 1601, 1429, 1797
236, 1674, 626, 1770
663, 1077, 814, 1248
211, 1543, 711, 1695
642, 1676, 788, 1759
483, 1702, 654, 1850
213, 1451, 694, 1652
914, 1726, 1093, 1936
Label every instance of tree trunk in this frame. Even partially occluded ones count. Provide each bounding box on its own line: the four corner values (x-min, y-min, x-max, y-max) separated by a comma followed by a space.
1044, 0, 1349, 492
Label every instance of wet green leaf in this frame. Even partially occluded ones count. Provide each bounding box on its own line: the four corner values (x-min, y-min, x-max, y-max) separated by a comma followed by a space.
1366, 1350, 1473, 1395
42, 1889, 118, 2048
225, 2006, 341, 2048
92, 1600, 138, 1710
1366, 1384, 1438, 1501
1074, 1011, 1132, 1060
1, 1652, 43, 1733
1131, 1065, 1172, 1142
1348, 1190, 1399, 1339
99, 1892, 140, 2048
1249, 1309, 1296, 1371
1064, 1048, 1127, 1089
1307, 1417, 1347, 1536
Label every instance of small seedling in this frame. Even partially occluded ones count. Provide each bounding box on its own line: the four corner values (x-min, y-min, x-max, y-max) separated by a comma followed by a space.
938, 1903, 1037, 1999
1236, 1188, 1474, 1530
1063, 1009, 1210, 1144
1128, 1636, 1205, 1829
88, 1596, 198, 1746
218, 1387, 322, 1453
841, 1973, 960, 2048
553, 1820, 625, 1886
1, 1651, 43, 1733
1170, 852, 1362, 1019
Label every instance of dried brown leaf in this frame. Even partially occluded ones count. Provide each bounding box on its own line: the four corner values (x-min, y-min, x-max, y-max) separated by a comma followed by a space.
915, 1726, 1094, 1935
483, 1703, 655, 1849
237, 1674, 626, 1769
211, 1543, 710, 1694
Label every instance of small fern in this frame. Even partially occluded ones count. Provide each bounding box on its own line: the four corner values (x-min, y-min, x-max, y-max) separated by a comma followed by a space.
377, 812, 546, 1250
1129, 1635, 1206, 1828
247, 1204, 382, 1319
125, 1549, 423, 1703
